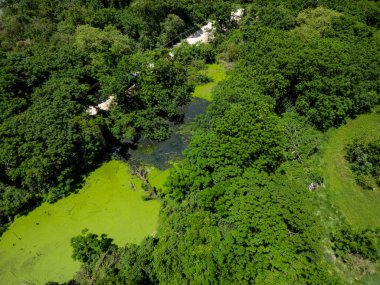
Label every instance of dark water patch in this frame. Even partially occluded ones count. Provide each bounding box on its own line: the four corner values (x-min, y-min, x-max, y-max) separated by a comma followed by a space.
128, 98, 210, 170
181, 97, 210, 123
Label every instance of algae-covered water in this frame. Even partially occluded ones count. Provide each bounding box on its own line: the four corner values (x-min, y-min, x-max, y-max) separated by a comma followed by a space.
192, 63, 226, 101
0, 63, 226, 285
0, 160, 160, 284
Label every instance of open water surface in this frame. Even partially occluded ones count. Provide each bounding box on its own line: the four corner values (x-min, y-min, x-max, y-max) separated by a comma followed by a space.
128, 97, 210, 169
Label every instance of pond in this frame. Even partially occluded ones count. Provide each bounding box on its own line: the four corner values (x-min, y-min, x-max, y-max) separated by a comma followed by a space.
128, 97, 210, 170
127, 63, 226, 169
0, 160, 161, 284
0, 99, 210, 285
0, 63, 226, 284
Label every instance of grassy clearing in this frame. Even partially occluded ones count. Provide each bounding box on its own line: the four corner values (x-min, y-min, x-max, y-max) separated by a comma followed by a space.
192, 63, 226, 101
359, 271, 380, 285
0, 160, 161, 284
322, 107, 380, 229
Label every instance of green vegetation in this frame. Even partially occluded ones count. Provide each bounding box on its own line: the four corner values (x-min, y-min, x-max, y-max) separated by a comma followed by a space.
323, 107, 380, 228
331, 226, 379, 262
345, 138, 380, 189
148, 166, 171, 193
71, 230, 117, 263
0, 160, 160, 284
0, 0, 379, 284
0, 0, 229, 233
63, 1, 379, 282
192, 63, 226, 101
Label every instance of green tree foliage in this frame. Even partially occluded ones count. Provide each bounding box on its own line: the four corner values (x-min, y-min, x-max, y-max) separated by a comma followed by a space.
345, 139, 380, 189
74, 24, 133, 76
165, 0, 233, 24
256, 4, 296, 30
71, 230, 117, 263
0, 182, 34, 233
331, 226, 380, 262
167, 94, 284, 200
68, 1, 379, 284
158, 14, 186, 46
224, 5, 379, 130
1, 0, 379, 283
294, 6, 343, 38
0, 78, 106, 202
281, 112, 322, 162
210, 172, 334, 284
1, 0, 231, 230
104, 52, 193, 141
174, 43, 216, 65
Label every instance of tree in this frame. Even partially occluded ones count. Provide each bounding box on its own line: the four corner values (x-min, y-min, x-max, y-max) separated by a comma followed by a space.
0, 77, 105, 202
74, 24, 133, 76
71, 230, 117, 263
345, 139, 380, 188
159, 14, 186, 46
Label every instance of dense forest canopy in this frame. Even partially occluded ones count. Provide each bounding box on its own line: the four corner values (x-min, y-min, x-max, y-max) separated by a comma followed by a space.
0, 0, 379, 284
0, 0, 233, 231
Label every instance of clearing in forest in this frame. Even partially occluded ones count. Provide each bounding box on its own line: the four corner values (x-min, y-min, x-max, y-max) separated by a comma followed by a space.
322, 106, 380, 228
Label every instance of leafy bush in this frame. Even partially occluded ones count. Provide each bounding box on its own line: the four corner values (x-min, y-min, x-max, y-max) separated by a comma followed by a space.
345, 139, 380, 189
188, 72, 213, 86
71, 230, 117, 264
256, 4, 296, 30
174, 43, 216, 65
331, 226, 379, 262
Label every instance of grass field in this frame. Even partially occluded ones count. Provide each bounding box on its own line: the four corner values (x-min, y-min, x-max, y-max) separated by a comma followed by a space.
192, 63, 226, 101
322, 107, 380, 229
0, 160, 161, 285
